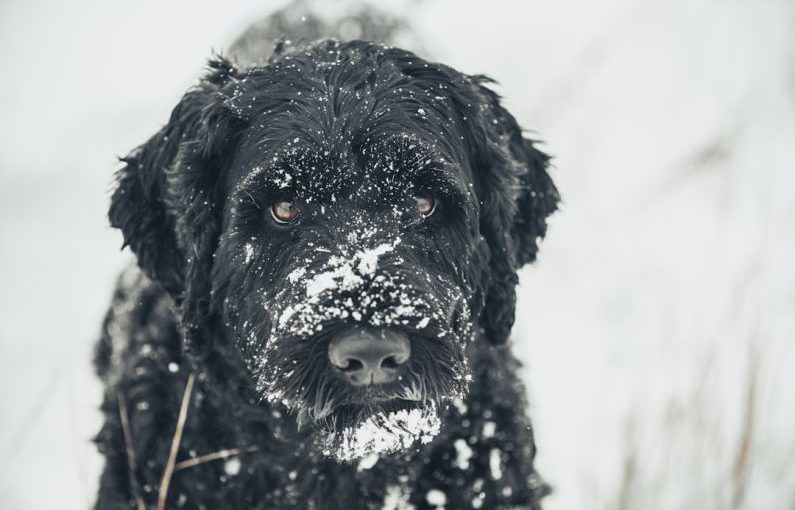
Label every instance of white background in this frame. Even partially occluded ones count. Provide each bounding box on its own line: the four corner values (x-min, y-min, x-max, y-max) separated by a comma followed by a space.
1, 0, 793, 508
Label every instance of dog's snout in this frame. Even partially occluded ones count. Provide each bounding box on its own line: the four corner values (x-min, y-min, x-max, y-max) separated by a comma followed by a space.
328, 329, 411, 386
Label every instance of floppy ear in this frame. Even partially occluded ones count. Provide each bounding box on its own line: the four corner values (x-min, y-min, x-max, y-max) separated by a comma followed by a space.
109, 57, 244, 298
467, 77, 559, 345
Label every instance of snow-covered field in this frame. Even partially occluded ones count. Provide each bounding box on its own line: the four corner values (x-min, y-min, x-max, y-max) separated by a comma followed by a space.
1, 0, 793, 508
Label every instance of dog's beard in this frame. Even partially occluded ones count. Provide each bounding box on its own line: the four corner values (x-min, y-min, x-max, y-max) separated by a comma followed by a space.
320, 401, 441, 461
250, 325, 471, 460
289, 370, 451, 461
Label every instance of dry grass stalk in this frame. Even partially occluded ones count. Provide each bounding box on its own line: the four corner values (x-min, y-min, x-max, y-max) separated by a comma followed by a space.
117, 393, 146, 510
157, 373, 196, 510
615, 416, 638, 510
174, 445, 260, 471
731, 343, 759, 509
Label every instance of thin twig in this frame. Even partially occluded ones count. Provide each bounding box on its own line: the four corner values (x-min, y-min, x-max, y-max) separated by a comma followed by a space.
157, 373, 196, 510
117, 393, 146, 510
731, 343, 759, 509
174, 446, 259, 471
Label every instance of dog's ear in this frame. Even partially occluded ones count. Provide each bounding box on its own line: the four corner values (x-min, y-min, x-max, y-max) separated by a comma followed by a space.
109, 57, 244, 297
466, 77, 559, 345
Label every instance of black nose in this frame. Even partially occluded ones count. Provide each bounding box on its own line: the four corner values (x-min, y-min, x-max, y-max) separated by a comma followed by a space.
328, 328, 411, 386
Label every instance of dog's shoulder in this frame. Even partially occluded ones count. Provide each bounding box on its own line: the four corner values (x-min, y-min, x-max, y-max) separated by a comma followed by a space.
94, 263, 180, 390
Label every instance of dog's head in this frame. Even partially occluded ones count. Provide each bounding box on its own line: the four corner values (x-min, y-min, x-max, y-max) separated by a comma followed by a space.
110, 40, 557, 460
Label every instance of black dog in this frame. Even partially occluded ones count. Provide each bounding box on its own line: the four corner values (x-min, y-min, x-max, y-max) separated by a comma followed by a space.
94, 10, 558, 510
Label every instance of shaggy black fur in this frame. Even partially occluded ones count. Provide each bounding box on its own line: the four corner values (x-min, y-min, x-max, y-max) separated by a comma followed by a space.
94, 8, 558, 510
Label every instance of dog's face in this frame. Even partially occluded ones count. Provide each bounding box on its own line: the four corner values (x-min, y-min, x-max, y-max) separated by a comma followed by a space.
214, 123, 483, 458
109, 41, 557, 460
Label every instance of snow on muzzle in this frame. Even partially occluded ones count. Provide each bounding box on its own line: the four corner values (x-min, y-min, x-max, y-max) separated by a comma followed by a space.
254, 236, 472, 407
270, 237, 464, 342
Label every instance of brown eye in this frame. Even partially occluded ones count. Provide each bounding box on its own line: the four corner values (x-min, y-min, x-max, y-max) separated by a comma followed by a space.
414, 191, 436, 217
270, 199, 299, 224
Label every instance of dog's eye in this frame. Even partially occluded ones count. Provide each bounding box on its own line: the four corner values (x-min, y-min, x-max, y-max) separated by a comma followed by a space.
270, 199, 299, 224
414, 191, 436, 217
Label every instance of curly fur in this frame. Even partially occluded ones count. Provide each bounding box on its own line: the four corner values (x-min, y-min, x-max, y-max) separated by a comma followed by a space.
94, 7, 558, 509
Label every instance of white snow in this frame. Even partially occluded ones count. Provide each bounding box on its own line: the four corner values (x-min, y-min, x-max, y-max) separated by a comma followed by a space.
425, 488, 447, 507
357, 452, 380, 471
244, 243, 255, 264
453, 438, 473, 470
327, 406, 441, 461
304, 265, 363, 297
224, 458, 242, 476
265, 235, 455, 348
277, 304, 297, 329
286, 266, 306, 283
356, 241, 398, 276
300, 240, 400, 299
382, 484, 414, 510
273, 170, 293, 188
488, 448, 502, 480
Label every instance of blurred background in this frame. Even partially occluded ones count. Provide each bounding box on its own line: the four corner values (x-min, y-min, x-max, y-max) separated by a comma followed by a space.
1, 0, 793, 508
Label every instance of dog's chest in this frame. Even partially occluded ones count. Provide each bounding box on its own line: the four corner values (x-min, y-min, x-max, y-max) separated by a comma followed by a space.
162, 387, 536, 510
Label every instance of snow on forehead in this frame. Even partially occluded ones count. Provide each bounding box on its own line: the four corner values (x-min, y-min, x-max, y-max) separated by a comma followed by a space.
238, 132, 443, 192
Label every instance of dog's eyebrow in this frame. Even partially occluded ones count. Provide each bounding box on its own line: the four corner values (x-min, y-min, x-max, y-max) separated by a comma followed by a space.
361, 135, 468, 188
415, 160, 469, 197
378, 144, 471, 202
229, 138, 475, 213
233, 164, 278, 195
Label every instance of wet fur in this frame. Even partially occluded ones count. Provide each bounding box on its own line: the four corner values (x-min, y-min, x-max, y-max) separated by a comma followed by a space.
94, 14, 558, 510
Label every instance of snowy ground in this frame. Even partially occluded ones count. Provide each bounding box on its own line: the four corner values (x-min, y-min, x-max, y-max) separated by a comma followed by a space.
1, 0, 793, 508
